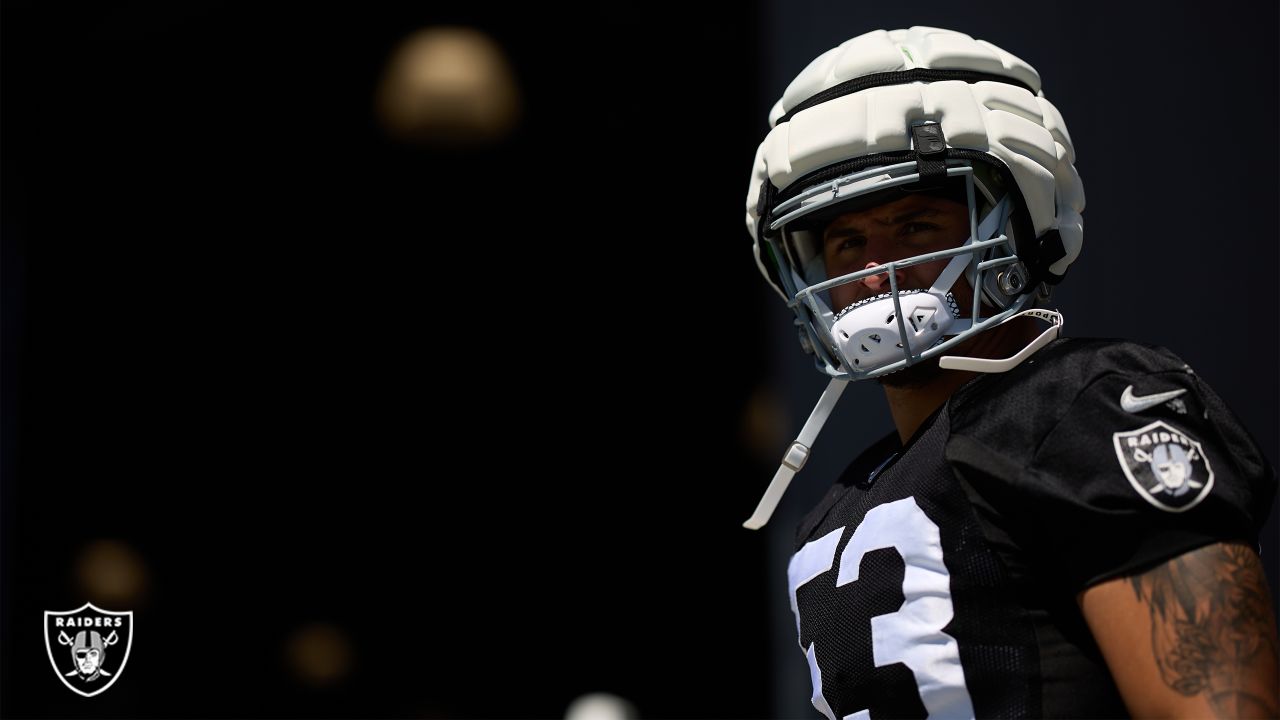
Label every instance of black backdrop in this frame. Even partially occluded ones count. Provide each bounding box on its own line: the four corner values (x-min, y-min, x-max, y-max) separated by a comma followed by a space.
2, 3, 770, 717
3, 2, 1278, 719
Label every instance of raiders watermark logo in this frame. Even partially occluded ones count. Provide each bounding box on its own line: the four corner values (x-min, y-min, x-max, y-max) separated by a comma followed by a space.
44, 603, 133, 697
1112, 420, 1215, 513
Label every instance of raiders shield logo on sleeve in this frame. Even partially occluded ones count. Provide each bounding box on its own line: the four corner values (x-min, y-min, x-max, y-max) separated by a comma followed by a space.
1112, 420, 1215, 512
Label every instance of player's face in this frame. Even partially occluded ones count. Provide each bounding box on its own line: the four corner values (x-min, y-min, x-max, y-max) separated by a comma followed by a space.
76, 648, 101, 674
1157, 461, 1187, 488
822, 193, 972, 314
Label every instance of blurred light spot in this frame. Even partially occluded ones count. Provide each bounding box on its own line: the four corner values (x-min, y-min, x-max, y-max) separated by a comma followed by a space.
565, 692, 639, 720
376, 27, 521, 146
74, 539, 150, 608
742, 384, 789, 463
286, 623, 352, 687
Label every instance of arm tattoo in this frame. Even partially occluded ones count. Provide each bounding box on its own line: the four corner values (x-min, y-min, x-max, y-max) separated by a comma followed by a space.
1128, 542, 1280, 717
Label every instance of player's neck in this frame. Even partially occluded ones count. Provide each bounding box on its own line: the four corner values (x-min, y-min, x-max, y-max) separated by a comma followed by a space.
882, 370, 976, 444
881, 317, 1040, 443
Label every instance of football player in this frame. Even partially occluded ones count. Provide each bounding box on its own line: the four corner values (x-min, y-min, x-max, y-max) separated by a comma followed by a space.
742, 27, 1278, 718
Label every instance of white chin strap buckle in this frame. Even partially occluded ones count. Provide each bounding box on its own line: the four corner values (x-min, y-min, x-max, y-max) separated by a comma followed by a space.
938, 308, 1063, 373
743, 378, 847, 530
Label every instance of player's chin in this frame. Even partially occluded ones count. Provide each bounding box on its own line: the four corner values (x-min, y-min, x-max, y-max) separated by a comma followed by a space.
877, 355, 943, 389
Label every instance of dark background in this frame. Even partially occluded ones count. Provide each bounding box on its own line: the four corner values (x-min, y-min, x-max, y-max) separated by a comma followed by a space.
1, 3, 769, 717
2, 2, 1276, 718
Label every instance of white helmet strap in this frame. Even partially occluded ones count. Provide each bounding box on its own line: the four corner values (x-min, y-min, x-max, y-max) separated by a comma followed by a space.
743, 306, 1064, 530
742, 378, 848, 530
939, 308, 1063, 373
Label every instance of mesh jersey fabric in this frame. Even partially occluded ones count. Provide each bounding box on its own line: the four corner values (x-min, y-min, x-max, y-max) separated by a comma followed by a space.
789, 337, 1275, 719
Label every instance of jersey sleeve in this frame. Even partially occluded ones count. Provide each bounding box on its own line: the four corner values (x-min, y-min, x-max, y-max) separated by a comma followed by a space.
947, 347, 1276, 593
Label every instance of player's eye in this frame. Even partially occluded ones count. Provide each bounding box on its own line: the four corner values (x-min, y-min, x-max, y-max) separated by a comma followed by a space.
901, 222, 939, 235
827, 235, 865, 253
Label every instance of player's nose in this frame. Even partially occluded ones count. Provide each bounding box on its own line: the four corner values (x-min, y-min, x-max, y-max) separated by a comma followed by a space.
860, 262, 908, 292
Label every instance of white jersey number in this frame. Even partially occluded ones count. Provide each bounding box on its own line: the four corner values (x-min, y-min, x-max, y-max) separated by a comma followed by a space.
787, 497, 974, 720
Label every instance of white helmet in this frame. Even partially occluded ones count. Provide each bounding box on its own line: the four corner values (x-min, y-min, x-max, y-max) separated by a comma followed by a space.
743, 27, 1084, 529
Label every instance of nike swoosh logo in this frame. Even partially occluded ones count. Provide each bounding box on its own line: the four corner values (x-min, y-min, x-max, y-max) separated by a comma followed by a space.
1120, 385, 1187, 413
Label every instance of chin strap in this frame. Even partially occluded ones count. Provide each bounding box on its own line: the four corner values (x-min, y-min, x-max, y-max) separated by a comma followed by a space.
743, 309, 1063, 530
938, 308, 1063, 373
743, 378, 849, 530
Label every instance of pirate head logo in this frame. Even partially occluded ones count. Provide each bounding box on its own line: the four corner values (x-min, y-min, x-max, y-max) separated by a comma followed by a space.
44, 603, 133, 697
66, 629, 115, 680
1112, 420, 1215, 512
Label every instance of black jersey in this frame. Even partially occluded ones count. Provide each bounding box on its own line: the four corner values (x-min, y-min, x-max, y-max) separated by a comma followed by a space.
788, 338, 1276, 719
